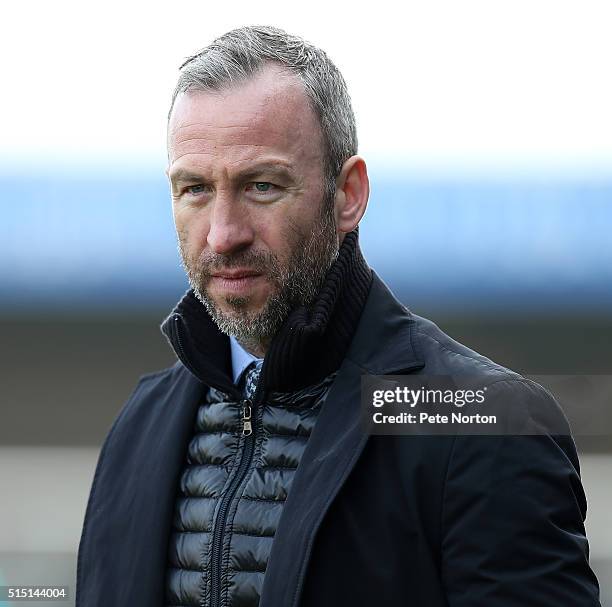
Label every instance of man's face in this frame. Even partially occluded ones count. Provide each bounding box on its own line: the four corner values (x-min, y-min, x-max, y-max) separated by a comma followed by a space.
167, 64, 339, 347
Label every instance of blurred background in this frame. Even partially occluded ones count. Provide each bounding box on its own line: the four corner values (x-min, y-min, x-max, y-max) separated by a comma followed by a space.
0, 0, 610, 604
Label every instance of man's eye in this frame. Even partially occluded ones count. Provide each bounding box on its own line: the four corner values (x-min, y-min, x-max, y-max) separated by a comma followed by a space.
248, 182, 275, 193
186, 184, 209, 195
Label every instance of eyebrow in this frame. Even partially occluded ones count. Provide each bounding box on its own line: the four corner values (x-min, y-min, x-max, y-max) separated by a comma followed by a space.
239, 164, 295, 181
168, 162, 296, 186
168, 169, 205, 185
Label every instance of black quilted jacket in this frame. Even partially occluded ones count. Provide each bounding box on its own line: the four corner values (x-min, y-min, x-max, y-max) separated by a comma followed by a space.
76, 230, 600, 607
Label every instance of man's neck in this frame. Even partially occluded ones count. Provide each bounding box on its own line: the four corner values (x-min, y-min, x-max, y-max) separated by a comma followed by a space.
235, 335, 271, 359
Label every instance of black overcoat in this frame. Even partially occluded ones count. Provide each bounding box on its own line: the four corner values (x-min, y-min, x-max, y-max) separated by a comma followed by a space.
76, 272, 601, 606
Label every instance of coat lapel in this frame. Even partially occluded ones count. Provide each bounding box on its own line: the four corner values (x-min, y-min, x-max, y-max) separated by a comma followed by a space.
260, 272, 425, 607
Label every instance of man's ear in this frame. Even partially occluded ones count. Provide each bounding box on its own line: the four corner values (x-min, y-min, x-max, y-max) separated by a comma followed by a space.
334, 156, 369, 234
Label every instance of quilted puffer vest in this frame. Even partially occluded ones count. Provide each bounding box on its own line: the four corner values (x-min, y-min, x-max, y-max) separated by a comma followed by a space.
165, 372, 337, 607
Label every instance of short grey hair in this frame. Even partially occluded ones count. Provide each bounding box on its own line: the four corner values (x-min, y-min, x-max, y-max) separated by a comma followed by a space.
169, 25, 358, 200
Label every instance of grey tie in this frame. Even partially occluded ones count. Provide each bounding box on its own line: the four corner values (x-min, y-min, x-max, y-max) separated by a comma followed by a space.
241, 359, 263, 400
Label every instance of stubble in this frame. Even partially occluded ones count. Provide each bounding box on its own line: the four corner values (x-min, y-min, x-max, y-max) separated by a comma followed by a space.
177, 199, 339, 354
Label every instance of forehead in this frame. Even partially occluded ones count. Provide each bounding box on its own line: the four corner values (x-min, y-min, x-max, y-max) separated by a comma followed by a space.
167, 64, 324, 172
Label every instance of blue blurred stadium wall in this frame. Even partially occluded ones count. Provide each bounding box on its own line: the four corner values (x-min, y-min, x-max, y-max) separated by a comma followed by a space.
1, 172, 610, 315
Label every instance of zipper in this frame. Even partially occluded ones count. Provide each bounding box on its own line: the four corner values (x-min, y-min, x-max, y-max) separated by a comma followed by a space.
242, 402, 253, 436
207, 362, 266, 607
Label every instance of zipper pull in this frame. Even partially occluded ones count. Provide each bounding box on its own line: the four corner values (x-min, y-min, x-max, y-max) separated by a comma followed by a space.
242, 401, 252, 436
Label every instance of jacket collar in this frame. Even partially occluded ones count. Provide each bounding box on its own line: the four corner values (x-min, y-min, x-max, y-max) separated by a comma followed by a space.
160, 227, 374, 393
344, 272, 425, 375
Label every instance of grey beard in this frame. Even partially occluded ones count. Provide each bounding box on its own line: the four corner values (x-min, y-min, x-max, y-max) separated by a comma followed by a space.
178, 201, 339, 345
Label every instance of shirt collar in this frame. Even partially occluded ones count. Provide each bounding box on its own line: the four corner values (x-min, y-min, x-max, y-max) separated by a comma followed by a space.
229, 335, 263, 385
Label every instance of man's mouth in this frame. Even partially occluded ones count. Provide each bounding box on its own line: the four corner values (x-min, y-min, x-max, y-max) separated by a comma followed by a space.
209, 269, 264, 295
211, 269, 262, 279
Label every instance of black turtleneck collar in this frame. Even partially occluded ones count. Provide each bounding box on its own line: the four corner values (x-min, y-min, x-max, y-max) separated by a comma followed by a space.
160, 228, 373, 394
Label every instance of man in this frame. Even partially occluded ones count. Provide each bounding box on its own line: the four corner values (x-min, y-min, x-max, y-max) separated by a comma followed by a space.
76, 26, 601, 607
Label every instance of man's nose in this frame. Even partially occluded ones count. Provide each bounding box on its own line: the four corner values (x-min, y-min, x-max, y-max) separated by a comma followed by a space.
206, 194, 255, 255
